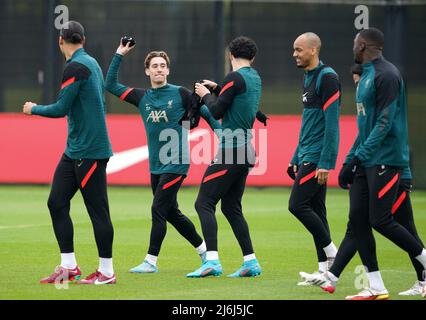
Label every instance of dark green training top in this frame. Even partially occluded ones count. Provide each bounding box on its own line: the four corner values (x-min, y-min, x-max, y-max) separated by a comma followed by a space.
202, 66, 262, 149
345, 56, 410, 170
32, 48, 113, 160
291, 61, 341, 170
105, 53, 219, 175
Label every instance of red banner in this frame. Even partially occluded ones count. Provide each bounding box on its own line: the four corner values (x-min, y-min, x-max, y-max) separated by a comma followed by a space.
0, 113, 357, 186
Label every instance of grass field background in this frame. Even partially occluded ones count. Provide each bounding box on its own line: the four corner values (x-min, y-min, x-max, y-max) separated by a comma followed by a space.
0, 185, 425, 300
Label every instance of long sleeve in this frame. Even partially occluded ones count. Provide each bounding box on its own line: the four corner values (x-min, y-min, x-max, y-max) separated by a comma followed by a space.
202, 71, 245, 120
291, 145, 300, 165
200, 104, 222, 131
105, 53, 145, 107
355, 72, 400, 162
318, 73, 341, 169
345, 134, 360, 164
32, 62, 90, 118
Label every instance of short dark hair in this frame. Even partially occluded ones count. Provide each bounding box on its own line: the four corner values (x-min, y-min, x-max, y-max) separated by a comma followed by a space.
350, 64, 363, 76
228, 36, 257, 60
60, 21, 85, 44
359, 27, 384, 50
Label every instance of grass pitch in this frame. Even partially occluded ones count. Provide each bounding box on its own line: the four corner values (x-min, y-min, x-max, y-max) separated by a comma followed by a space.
0, 185, 425, 300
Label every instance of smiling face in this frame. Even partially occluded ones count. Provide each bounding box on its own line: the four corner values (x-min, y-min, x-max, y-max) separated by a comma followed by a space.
145, 56, 170, 86
293, 34, 319, 70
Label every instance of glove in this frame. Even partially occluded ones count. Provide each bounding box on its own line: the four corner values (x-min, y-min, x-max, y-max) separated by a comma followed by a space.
256, 110, 269, 126
338, 156, 360, 189
287, 164, 298, 180
180, 80, 209, 129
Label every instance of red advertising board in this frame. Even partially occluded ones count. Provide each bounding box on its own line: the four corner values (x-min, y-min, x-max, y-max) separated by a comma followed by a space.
0, 113, 357, 186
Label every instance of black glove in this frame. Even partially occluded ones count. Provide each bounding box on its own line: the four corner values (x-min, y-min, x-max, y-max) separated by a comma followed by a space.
182, 80, 209, 129
256, 110, 269, 126
287, 164, 298, 180
338, 157, 360, 189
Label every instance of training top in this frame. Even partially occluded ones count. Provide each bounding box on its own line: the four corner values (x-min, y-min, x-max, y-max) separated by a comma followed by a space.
291, 61, 341, 170
201, 66, 262, 148
105, 53, 219, 175
345, 56, 409, 169
32, 48, 113, 159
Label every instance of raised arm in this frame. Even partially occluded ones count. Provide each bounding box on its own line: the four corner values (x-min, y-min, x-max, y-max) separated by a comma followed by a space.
105, 39, 145, 107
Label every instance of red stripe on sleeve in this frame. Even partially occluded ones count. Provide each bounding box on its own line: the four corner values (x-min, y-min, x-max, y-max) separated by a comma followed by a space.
162, 176, 183, 190
299, 170, 317, 185
391, 191, 406, 215
203, 169, 228, 183
81, 162, 98, 189
120, 88, 134, 100
378, 173, 399, 199
61, 77, 76, 90
323, 90, 340, 111
219, 81, 234, 96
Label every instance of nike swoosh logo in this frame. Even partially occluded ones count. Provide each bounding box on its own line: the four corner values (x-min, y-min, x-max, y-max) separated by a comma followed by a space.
94, 277, 115, 285
77, 161, 84, 167
106, 129, 208, 175
378, 170, 387, 176
201, 268, 214, 276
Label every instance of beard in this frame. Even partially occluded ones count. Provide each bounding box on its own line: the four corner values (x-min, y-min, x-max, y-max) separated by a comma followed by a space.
354, 53, 363, 64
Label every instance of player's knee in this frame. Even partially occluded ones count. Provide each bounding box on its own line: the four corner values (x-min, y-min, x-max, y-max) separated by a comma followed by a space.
221, 203, 239, 218
194, 198, 204, 214
369, 216, 390, 233
151, 202, 167, 218
288, 200, 302, 215
47, 196, 64, 214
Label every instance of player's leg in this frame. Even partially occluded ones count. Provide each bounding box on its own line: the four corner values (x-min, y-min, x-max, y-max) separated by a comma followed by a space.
161, 175, 207, 263
220, 166, 261, 277
300, 193, 362, 292
346, 168, 389, 300
288, 163, 334, 271
393, 180, 426, 295
40, 154, 81, 283
310, 184, 338, 272
75, 159, 115, 285
366, 166, 426, 270
129, 174, 162, 273
187, 164, 242, 278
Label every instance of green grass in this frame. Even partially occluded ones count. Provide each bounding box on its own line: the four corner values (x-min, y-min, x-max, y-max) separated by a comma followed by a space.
0, 185, 425, 300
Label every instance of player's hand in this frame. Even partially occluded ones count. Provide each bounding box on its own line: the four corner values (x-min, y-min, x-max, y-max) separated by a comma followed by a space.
287, 163, 298, 180
195, 83, 210, 99
116, 39, 135, 56
316, 168, 329, 185
338, 157, 360, 189
201, 80, 218, 90
23, 101, 36, 115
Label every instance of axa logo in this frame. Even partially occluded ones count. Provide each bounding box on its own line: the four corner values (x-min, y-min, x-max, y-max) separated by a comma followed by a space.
356, 102, 366, 116
302, 92, 308, 103
147, 110, 169, 123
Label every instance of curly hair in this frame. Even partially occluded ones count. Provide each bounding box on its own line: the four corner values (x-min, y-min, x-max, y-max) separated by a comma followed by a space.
228, 36, 257, 60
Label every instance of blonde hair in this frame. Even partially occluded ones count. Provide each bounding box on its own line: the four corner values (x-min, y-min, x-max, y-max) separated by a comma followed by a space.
144, 51, 170, 69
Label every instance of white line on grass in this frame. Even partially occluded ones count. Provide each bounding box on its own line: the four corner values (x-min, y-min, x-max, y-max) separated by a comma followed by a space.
0, 224, 49, 230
